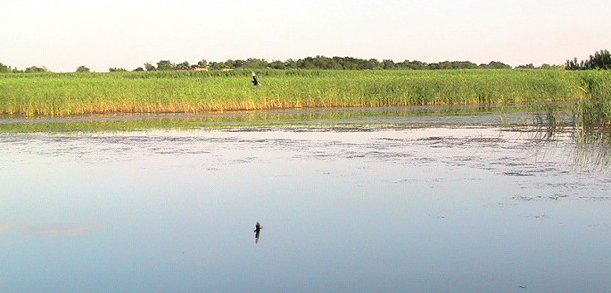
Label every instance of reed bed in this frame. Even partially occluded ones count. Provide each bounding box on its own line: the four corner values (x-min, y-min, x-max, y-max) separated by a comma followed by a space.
573, 71, 611, 131
0, 69, 606, 118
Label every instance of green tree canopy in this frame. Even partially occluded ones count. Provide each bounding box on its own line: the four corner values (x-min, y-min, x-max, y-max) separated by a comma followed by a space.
588, 49, 611, 69
0, 62, 9, 73
25, 66, 48, 73
268, 60, 285, 69
209, 61, 228, 70
76, 65, 90, 72
176, 61, 190, 71
144, 62, 156, 71
566, 49, 611, 70
243, 58, 268, 69
382, 59, 396, 69
516, 63, 535, 69
478, 61, 511, 69
156, 60, 176, 71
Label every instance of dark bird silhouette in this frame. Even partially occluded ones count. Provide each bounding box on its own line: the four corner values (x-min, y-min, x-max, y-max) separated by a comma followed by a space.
251, 72, 261, 87
254, 222, 262, 244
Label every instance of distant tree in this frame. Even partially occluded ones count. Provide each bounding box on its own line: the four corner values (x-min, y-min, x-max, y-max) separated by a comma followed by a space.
298, 56, 337, 69
565, 57, 582, 70
452, 61, 478, 69
1, 63, 23, 73
50, 55, 576, 72
587, 49, 611, 69
0, 62, 22, 72
197, 59, 208, 67
479, 61, 511, 69
539, 64, 556, 70
415, 60, 478, 70
284, 59, 298, 69
25, 66, 48, 73
340, 57, 360, 69
0, 62, 9, 73
516, 63, 535, 69
109, 67, 127, 72
324, 57, 342, 69
365, 58, 380, 69
268, 60, 286, 69
566, 49, 611, 70
298, 57, 317, 69
176, 61, 190, 71
209, 61, 227, 70
396, 60, 427, 70
225, 59, 244, 69
156, 60, 175, 71
243, 58, 268, 69
382, 59, 396, 69
208, 62, 219, 70
144, 62, 156, 71
76, 66, 90, 72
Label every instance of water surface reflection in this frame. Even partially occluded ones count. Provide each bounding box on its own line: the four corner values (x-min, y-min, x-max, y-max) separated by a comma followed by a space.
0, 126, 609, 293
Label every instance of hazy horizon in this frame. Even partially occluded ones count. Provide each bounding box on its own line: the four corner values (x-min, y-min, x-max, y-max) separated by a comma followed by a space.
1, 0, 610, 72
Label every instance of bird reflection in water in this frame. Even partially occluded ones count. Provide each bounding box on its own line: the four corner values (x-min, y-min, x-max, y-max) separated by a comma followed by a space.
254, 222, 263, 244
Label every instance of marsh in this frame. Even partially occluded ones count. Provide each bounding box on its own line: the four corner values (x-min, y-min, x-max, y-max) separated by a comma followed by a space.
0, 109, 609, 292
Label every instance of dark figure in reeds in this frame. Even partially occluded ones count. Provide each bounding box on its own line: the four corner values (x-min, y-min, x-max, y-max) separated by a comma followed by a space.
254, 222, 262, 244
251, 72, 261, 87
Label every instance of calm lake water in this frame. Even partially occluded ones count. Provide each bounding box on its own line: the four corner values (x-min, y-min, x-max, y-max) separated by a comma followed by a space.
0, 109, 610, 293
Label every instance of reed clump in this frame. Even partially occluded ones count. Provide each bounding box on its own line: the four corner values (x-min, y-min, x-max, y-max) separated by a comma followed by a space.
0, 69, 604, 117
574, 71, 611, 130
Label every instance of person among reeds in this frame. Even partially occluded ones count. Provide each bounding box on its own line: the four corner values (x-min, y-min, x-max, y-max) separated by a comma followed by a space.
252, 72, 261, 87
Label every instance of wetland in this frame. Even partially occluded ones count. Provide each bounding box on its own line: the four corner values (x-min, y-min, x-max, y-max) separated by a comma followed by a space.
0, 106, 609, 292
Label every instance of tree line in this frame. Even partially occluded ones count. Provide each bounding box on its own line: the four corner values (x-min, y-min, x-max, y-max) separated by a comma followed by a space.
1, 50, 608, 73
565, 49, 611, 70
0, 64, 49, 73
131, 57, 516, 72
0, 57, 534, 73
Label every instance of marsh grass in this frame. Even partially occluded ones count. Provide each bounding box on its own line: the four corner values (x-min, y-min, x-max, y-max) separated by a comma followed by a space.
2, 69, 609, 146
0, 69, 591, 117
574, 72, 611, 131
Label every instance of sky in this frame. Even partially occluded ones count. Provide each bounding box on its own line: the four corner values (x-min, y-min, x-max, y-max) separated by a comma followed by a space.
1, 0, 610, 72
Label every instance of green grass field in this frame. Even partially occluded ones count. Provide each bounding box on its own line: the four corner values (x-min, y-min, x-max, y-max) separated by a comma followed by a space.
0, 69, 609, 128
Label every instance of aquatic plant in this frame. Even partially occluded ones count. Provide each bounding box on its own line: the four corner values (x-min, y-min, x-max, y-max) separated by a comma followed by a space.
0, 69, 595, 117
574, 71, 611, 133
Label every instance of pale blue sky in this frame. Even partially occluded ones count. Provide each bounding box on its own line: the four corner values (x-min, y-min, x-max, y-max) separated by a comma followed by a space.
1, 0, 609, 72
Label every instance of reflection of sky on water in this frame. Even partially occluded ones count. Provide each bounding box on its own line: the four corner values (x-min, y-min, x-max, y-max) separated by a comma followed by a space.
0, 127, 610, 292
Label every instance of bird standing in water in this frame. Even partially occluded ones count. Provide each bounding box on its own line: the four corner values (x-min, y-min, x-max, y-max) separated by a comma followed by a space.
251, 72, 261, 87
254, 222, 263, 244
